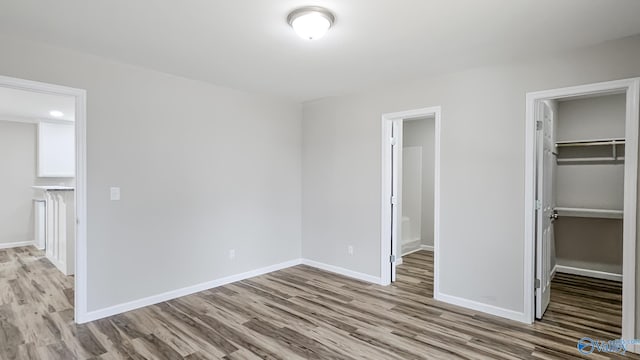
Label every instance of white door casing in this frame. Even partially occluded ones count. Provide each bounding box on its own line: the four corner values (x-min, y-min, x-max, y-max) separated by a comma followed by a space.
526, 79, 638, 349
0, 75, 88, 324
381, 106, 441, 288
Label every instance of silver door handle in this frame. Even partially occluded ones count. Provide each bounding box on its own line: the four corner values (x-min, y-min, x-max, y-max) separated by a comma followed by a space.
550, 210, 558, 221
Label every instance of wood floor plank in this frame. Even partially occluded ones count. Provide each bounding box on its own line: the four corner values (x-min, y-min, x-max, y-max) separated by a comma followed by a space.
1, 246, 638, 359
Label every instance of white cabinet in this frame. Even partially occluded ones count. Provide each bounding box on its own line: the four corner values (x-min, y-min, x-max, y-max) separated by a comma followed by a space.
38, 122, 75, 177
33, 187, 75, 276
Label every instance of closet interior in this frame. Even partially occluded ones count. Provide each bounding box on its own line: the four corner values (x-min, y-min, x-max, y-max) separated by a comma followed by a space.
552, 93, 625, 281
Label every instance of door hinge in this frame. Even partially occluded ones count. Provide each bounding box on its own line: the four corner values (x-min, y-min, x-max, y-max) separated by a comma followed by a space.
390, 196, 397, 205
390, 137, 398, 146
536, 120, 543, 131
390, 254, 396, 263
535, 199, 542, 210
535, 278, 541, 288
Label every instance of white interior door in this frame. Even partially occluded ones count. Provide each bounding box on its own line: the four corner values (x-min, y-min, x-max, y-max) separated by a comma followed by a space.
390, 120, 401, 282
536, 101, 555, 319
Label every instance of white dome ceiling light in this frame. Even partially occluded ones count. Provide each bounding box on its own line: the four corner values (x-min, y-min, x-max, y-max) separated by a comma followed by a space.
287, 6, 335, 40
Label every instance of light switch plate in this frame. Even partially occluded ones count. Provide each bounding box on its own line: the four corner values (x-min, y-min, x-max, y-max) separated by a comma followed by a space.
110, 187, 121, 201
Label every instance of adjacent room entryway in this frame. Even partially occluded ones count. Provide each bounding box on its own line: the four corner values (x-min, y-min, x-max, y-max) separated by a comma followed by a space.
0, 75, 87, 324
399, 117, 436, 258
380, 106, 441, 297
525, 78, 640, 347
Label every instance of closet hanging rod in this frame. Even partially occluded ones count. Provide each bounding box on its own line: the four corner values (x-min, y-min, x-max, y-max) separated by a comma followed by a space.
554, 207, 623, 219
556, 157, 624, 164
555, 138, 625, 147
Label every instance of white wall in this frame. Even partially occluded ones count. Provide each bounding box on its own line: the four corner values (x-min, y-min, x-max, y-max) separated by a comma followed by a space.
0, 121, 36, 245
556, 94, 625, 208
301, 34, 640, 317
556, 94, 626, 142
0, 34, 302, 312
555, 218, 623, 274
554, 94, 625, 274
403, 118, 435, 248
401, 146, 422, 252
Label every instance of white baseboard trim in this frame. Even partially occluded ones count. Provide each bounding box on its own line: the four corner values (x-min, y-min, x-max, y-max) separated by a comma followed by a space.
79, 257, 386, 324
401, 247, 421, 256
434, 291, 527, 323
550, 264, 557, 279
396, 257, 403, 265
401, 244, 433, 257
77, 258, 302, 324
301, 259, 383, 285
555, 265, 622, 282
404, 238, 421, 245
0, 241, 35, 250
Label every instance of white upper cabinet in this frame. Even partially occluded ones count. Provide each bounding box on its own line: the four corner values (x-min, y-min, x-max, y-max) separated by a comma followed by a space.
38, 122, 75, 177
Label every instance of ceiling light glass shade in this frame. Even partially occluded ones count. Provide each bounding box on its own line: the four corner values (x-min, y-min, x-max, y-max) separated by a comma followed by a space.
288, 7, 335, 40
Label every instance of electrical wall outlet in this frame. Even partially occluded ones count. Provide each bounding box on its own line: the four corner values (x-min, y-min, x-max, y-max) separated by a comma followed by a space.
229, 249, 236, 260
348, 245, 354, 255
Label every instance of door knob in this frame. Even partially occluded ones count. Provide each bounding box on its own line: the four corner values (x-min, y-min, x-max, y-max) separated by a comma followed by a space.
550, 210, 558, 221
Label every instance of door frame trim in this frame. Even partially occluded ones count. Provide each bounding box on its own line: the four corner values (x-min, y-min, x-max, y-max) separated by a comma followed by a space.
524, 78, 640, 343
0, 75, 88, 324
380, 106, 441, 291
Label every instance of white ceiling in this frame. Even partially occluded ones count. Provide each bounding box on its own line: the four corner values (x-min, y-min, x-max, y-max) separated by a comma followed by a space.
0, 87, 75, 122
1, 1, 639, 102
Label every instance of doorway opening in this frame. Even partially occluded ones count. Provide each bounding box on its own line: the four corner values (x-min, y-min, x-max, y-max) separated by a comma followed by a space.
525, 78, 639, 344
0, 75, 87, 323
380, 106, 441, 297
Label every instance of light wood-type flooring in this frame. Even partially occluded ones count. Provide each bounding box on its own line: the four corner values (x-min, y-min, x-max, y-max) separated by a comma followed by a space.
0, 246, 636, 359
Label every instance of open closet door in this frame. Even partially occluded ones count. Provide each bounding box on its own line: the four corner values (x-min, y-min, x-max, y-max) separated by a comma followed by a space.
536, 101, 555, 319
